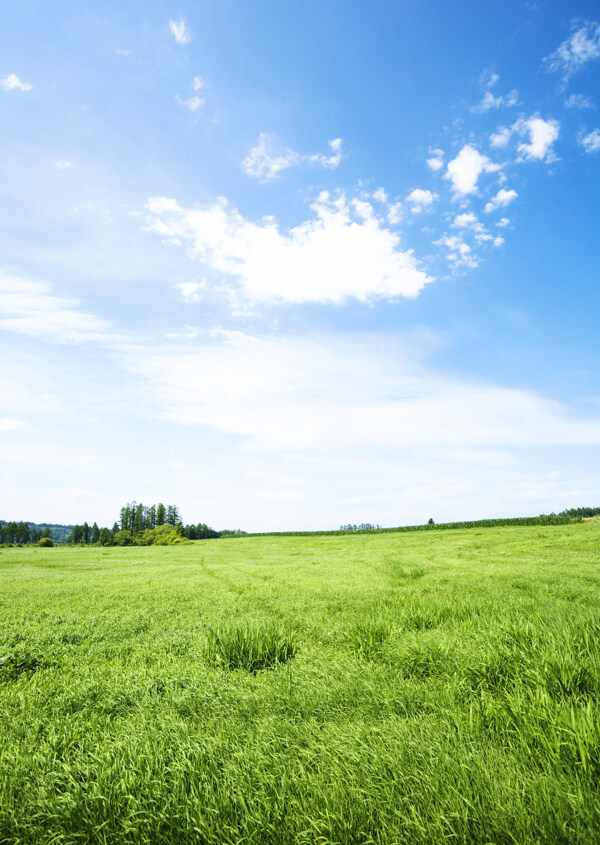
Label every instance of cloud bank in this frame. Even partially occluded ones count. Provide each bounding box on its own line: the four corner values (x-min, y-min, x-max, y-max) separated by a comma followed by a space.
145, 192, 432, 304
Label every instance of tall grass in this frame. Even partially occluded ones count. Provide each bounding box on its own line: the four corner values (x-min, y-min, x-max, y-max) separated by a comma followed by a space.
204, 620, 296, 672
1, 522, 600, 842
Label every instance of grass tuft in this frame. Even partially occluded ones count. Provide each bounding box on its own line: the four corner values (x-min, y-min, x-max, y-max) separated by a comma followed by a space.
0, 652, 43, 681
204, 620, 296, 673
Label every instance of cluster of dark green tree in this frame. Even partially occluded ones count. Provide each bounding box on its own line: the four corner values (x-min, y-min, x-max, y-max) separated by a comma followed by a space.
0, 522, 53, 545
119, 502, 181, 535
65, 502, 184, 546
182, 523, 220, 539
557, 506, 600, 518
64, 502, 222, 546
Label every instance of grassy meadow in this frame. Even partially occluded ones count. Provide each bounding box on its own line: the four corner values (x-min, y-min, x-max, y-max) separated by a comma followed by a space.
1, 523, 600, 844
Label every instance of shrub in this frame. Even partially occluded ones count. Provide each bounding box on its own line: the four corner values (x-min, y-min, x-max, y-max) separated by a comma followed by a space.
113, 529, 133, 546
134, 524, 187, 546
36, 537, 54, 547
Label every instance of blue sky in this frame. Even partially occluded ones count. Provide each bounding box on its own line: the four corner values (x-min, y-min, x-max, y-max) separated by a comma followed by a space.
2, 1, 600, 530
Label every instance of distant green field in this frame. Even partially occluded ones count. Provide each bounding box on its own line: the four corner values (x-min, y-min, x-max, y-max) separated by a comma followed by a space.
1, 524, 600, 844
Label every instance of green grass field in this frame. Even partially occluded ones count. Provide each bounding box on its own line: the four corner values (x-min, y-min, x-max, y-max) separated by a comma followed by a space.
2, 523, 600, 844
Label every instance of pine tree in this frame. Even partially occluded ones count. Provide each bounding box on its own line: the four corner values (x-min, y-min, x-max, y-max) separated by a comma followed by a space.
134, 503, 144, 536
166, 505, 180, 526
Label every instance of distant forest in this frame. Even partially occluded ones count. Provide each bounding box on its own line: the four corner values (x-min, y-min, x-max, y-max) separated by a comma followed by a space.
1, 505, 599, 546
0, 521, 73, 545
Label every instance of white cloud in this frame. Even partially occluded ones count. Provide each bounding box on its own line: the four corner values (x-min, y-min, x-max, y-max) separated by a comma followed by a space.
243, 135, 344, 180
310, 137, 344, 170
482, 70, 500, 88
496, 217, 510, 228
55, 160, 72, 170
242, 133, 300, 181
177, 95, 205, 112
565, 93, 595, 109
437, 234, 478, 269
175, 282, 205, 302
444, 145, 501, 195
166, 325, 199, 340
169, 18, 190, 45
120, 332, 600, 455
473, 91, 503, 112
544, 21, 600, 81
0, 271, 111, 344
426, 149, 444, 172
515, 116, 560, 162
1, 73, 32, 92
580, 129, 600, 152
177, 77, 207, 111
490, 126, 512, 148
387, 202, 402, 225
406, 188, 437, 213
489, 115, 559, 162
447, 213, 500, 249
0, 418, 32, 434
145, 191, 432, 304
372, 189, 402, 225
451, 212, 477, 228
472, 89, 518, 113
484, 188, 518, 213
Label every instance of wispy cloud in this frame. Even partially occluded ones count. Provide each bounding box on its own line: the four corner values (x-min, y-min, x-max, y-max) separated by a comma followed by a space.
310, 137, 344, 169
1, 73, 32, 92
242, 133, 300, 181
565, 93, 595, 109
169, 17, 190, 45
472, 88, 518, 113
55, 160, 72, 170
436, 234, 478, 269
0, 417, 32, 434
544, 21, 600, 82
580, 129, 600, 152
0, 271, 111, 344
243, 134, 344, 181
145, 191, 432, 304
175, 282, 206, 302
121, 331, 600, 454
176, 76, 206, 111
177, 95, 204, 112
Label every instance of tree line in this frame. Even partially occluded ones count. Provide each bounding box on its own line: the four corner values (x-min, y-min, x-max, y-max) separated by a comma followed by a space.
3, 505, 598, 547
0, 521, 53, 545
1, 502, 225, 546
